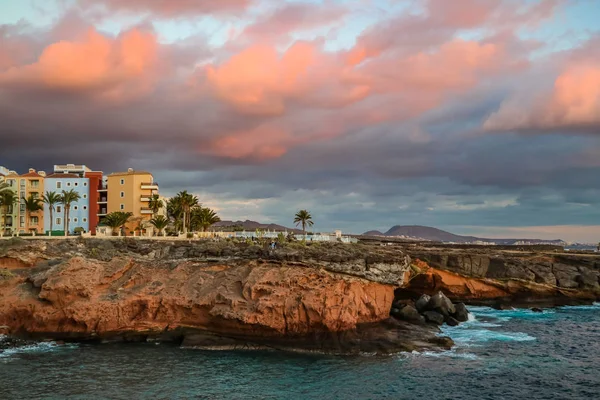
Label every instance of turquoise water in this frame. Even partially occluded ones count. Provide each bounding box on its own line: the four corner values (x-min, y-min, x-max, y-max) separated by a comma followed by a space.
1, 304, 599, 399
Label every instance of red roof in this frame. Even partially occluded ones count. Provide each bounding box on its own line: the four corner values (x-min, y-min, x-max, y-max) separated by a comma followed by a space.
20, 171, 43, 178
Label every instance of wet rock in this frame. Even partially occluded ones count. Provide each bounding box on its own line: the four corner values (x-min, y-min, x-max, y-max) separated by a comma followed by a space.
395, 305, 425, 324
423, 311, 444, 325
445, 316, 459, 327
415, 294, 431, 313
531, 307, 543, 313
427, 291, 456, 316
453, 303, 469, 322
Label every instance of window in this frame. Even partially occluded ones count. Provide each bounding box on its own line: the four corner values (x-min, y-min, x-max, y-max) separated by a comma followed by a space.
83, 218, 87, 223
74, 182, 78, 187
84, 182, 88, 187
56, 181, 62, 189
83, 206, 87, 210
56, 218, 62, 225
73, 218, 78, 223
120, 179, 124, 185
83, 194, 87, 199
30, 217, 39, 225
66, 182, 71, 187
20, 216, 24, 227
57, 206, 62, 213
120, 191, 125, 198
73, 206, 78, 211
120, 204, 124, 210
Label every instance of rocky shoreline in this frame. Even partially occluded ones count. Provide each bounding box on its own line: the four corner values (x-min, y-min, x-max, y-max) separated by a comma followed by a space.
1, 238, 598, 355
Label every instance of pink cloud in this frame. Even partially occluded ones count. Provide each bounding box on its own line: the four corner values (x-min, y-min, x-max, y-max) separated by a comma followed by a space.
0, 27, 159, 100
207, 124, 293, 160
79, 0, 251, 16
484, 54, 600, 131
242, 2, 346, 40
346, 0, 562, 66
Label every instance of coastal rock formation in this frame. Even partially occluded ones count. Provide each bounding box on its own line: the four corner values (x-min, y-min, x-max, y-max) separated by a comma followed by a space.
0, 239, 450, 354
398, 246, 600, 307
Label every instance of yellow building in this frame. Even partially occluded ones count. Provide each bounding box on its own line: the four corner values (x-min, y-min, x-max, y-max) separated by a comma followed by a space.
106, 168, 159, 235
19, 169, 46, 235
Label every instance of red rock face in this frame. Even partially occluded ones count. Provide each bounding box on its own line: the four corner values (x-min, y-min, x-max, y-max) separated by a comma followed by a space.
0, 257, 394, 341
399, 260, 599, 307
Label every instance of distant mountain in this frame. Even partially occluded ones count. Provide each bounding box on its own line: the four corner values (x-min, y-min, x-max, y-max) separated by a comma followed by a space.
213, 220, 302, 233
362, 225, 566, 245
363, 230, 385, 236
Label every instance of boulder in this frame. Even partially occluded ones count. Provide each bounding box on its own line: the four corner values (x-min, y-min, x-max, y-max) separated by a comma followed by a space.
531, 307, 543, 313
453, 303, 469, 322
427, 291, 456, 316
445, 316, 459, 327
395, 305, 425, 324
415, 294, 431, 313
423, 311, 444, 325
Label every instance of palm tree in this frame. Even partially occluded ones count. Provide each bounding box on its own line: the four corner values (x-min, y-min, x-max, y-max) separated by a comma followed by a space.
171, 191, 199, 234
149, 215, 169, 236
0, 181, 11, 194
148, 194, 163, 216
0, 190, 17, 237
103, 212, 133, 236
191, 207, 221, 232
60, 189, 81, 237
42, 191, 61, 236
294, 210, 314, 240
23, 194, 43, 235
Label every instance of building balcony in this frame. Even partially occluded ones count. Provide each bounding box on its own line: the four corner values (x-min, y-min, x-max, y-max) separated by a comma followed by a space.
140, 182, 159, 190
140, 208, 154, 215
97, 200, 108, 204
140, 195, 151, 202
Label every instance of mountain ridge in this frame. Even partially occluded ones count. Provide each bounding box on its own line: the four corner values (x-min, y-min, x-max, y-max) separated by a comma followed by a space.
363, 225, 565, 245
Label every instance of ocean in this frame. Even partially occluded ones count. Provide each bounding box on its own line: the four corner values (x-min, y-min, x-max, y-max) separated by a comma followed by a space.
1, 304, 599, 399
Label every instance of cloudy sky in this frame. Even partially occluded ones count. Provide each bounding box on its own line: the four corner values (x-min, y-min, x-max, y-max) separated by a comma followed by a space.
1, 0, 599, 242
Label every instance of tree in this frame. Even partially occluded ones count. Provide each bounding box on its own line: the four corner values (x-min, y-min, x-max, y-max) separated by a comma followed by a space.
148, 194, 163, 216
294, 210, 314, 240
0, 190, 17, 237
42, 191, 61, 236
149, 215, 169, 236
190, 207, 221, 232
169, 191, 199, 234
103, 212, 133, 236
0, 181, 11, 194
59, 189, 81, 236
23, 194, 43, 235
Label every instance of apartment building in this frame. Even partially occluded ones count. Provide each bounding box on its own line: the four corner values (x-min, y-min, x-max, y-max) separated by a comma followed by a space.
53, 164, 103, 234
0, 168, 18, 235
18, 169, 46, 234
107, 168, 159, 234
43, 173, 91, 234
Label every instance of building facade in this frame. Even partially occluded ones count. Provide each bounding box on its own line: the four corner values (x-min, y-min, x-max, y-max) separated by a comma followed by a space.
53, 164, 103, 234
107, 169, 159, 234
44, 173, 91, 234
0, 169, 19, 235
18, 169, 46, 234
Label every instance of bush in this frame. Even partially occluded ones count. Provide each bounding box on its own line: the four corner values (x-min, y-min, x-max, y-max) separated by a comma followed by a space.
0, 269, 15, 279
187, 233, 194, 239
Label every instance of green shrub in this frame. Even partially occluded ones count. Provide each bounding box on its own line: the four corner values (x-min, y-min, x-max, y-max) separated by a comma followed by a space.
0, 269, 15, 278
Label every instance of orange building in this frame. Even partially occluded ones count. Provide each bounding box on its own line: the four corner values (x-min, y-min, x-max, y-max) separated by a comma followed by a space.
18, 168, 46, 234
106, 168, 159, 235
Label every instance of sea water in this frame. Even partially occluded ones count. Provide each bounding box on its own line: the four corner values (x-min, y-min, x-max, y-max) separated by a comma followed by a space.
1, 304, 599, 399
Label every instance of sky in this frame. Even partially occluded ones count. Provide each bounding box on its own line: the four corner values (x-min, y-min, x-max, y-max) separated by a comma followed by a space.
0, 0, 599, 242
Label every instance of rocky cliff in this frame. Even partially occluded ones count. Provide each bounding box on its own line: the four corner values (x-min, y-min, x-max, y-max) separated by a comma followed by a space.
399, 246, 600, 307
2, 239, 598, 355
0, 239, 449, 354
